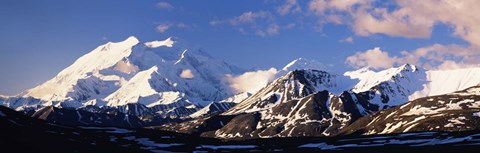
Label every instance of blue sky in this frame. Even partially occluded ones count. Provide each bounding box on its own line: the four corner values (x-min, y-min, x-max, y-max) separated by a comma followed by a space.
1, 0, 479, 95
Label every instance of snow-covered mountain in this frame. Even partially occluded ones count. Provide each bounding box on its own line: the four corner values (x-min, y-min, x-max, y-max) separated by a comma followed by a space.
160, 64, 480, 139
340, 86, 480, 135
275, 58, 327, 77
2, 36, 246, 118
223, 69, 343, 115
345, 64, 480, 110
160, 70, 366, 138
345, 64, 427, 110
5, 35, 480, 139
24, 36, 141, 103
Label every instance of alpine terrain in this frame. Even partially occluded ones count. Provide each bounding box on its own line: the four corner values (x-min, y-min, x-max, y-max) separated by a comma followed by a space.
3, 36, 480, 152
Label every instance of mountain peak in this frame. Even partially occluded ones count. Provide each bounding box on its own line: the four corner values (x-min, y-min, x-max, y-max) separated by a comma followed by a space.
223, 69, 339, 115
281, 58, 326, 71
124, 36, 140, 45
348, 64, 426, 93
397, 63, 421, 73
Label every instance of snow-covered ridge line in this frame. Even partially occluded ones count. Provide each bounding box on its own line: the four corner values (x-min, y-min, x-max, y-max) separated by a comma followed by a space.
345, 63, 480, 103
144, 37, 174, 48
345, 64, 421, 93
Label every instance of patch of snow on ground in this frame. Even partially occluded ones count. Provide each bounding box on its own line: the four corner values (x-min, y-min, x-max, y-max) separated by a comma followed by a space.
403, 116, 426, 132
445, 123, 454, 128
473, 112, 480, 117
412, 136, 473, 146
135, 138, 183, 148
467, 87, 480, 95
380, 121, 407, 134
446, 99, 474, 109
79, 126, 134, 133
196, 145, 257, 150
299, 143, 339, 150
402, 105, 440, 116
448, 117, 466, 125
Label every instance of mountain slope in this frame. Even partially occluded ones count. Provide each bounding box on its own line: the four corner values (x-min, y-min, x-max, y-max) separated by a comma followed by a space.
31, 106, 145, 128
3, 36, 246, 119
345, 64, 426, 109
224, 69, 342, 115
23, 36, 141, 103
159, 70, 367, 139
339, 86, 480, 135
276, 58, 327, 77
346, 64, 480, 110
411, 67, 480, 99
161, 65, 480, 139
6, 35, 480, 137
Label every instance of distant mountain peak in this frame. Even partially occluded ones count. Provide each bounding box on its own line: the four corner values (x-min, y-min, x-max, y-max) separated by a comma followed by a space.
399, 63, 416, 71
395, 63, 423, 74
281, 57, 326, 71
8, 36, 244, 115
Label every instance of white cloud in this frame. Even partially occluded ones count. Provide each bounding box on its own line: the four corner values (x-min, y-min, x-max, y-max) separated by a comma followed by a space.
308, 0, 480, 46
180, 69, 194, 79
210, 11, 292, 37
340, 36, 353, 43
226, 68, 278, 93
352, 7, 433, 38
437, 60, 466, 70
306, 0, 480, 70
346, 44, 480, 70
346, 47, 398, 69
209, 20, 224, 26
277, 0, 302, 15
156, 2, 173, 9
229, 11, 273, 25
309, 0, 367, 16
156, 24, 171, 33
256, 23, 280, 37
390, 0, 480, 46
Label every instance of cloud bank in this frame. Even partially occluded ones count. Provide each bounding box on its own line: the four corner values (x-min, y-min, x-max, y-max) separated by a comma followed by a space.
346, 45, 480, 70
226, 68, 278, 93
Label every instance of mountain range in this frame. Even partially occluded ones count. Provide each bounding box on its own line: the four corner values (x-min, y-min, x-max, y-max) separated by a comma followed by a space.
2, 36, 480, 142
